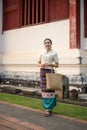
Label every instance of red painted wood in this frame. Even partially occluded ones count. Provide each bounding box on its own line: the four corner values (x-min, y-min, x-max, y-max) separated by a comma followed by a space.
40, 0, 43, 22
69, 0, 80, 49
32, 0, 34, 24
48, 0, 69, 22
36, 0, 38, 23
19, 0, 22, 27
60, 0, 69, 19
24, 0, 27, 25
28, 0, 31, 25
45, 0, 48, 22
69, 0, 77, 48
3, 0, 20, 31
3, 0, 17, 8
3, 0, 71, 31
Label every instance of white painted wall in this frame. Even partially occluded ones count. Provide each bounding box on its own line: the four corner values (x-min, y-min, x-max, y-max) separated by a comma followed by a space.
0, 20, 69, 65
0, 0, 87, 86
0, 0, 87, 76
0, 18, 87, 75
1, 20, 69, 53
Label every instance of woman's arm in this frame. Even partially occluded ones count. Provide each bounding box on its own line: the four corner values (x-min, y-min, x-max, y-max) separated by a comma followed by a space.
48, 63, 59, 68
38, 56, 42, 67
38, 55, 48, 67
38, 61, 42, 67
38, 55, 59, 68
38, 61, 46, 67
38, 61, 59, 68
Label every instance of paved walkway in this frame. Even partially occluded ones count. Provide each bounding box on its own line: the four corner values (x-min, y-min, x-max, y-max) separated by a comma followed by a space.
0, 101, 87, 130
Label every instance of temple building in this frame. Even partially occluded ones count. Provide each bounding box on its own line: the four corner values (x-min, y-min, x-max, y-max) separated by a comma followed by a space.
0, 0, 87, 88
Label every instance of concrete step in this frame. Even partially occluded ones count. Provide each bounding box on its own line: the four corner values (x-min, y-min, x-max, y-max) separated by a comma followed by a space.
78, 94, 87, 100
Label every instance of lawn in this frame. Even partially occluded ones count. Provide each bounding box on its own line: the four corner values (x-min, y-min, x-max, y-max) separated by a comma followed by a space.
0, 93, 87, 120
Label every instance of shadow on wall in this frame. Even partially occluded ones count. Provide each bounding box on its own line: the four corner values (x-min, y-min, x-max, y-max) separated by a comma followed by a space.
79, 50, 87, 93
66, 49, 87, 94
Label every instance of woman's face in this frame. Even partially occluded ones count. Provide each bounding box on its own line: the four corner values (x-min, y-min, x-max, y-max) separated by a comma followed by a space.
44, 39, 52, 51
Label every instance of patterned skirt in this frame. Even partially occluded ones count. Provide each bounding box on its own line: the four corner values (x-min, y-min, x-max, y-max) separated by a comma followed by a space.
40, 68, 54, 89
40, 68, 57, 110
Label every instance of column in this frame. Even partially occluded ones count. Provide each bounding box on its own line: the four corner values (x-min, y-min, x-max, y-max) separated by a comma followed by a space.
69, 0, 80, 48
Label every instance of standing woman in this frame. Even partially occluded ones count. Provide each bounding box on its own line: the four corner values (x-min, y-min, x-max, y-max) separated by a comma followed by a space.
38, 38, 59, 117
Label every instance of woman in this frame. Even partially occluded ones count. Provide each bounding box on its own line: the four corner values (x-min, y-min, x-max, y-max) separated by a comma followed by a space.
38, 38, 59, 117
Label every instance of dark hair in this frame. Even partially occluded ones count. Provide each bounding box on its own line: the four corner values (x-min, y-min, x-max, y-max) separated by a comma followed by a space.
44, 38, 52, 44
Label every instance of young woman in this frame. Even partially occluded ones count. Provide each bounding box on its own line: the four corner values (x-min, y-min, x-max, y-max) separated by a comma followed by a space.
38, 38, 59, 117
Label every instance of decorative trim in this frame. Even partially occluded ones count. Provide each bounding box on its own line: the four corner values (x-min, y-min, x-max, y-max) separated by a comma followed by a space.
42, 92, 55, 98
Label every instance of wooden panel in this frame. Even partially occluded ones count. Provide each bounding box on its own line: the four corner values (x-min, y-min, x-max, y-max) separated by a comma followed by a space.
45, 0, 48, 22
3, 0, 70, 30
36, 0, 38, 23
3, 10, 19, 30
40, 0, 43, 22
24, 0, 27, 25
69, 0, 77, 49
48, 0, 69, 22
19, 0, 22, 27
69, 0, 80, 49
28, 0, 31, 25
3, 0, 20, 31
3, 0, 17, 8
60, 0, 69, 19
4, 5, 18, 12
32, 0, 34, 24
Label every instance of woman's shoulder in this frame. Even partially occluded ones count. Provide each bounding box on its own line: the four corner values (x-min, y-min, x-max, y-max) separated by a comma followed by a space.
40, 49, 46, 55
51, 50, 58, 55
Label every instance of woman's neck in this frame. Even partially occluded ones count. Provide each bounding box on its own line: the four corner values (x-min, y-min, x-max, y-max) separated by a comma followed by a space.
46, 48, 51, 52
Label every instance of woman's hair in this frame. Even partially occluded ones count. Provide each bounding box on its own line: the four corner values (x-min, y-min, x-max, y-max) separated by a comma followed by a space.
44, 38, 52, 44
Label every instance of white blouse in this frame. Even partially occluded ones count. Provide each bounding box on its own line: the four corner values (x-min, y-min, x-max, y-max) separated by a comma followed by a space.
39, 49, 59, 69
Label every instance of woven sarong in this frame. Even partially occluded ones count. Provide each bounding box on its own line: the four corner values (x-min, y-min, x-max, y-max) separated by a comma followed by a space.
42, 89, 57, 110
40, 68, 56, 110
40, 68, 54, 89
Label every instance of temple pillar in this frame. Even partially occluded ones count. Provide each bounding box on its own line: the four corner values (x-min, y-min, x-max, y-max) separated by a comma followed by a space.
69, 0, 80, 48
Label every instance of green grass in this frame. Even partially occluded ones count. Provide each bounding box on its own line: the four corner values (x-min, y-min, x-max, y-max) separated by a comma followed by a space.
0, 93, 87, 120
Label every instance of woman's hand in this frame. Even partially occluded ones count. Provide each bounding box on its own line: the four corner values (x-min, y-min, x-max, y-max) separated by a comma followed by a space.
40, 63, 50, 67
40, 64, 46, 67
38, 62, 58, 68
38, 62, 46, 67
38, 63, 50, 67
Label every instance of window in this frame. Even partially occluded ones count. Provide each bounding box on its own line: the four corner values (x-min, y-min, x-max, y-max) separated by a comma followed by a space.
21, 0, 48, 26
3, 0, 69, 31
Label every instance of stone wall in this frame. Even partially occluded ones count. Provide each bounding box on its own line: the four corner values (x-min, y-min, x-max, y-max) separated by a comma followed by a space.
0, 71, 87, 87
0, 71, 40, 88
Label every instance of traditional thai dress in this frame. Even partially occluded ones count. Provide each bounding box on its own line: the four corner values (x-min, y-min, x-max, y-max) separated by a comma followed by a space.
39, 49, 59, 111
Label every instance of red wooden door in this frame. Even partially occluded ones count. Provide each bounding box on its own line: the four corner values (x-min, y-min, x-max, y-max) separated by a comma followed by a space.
48, 0, 69, 22
3, 0, 20, 31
